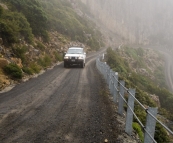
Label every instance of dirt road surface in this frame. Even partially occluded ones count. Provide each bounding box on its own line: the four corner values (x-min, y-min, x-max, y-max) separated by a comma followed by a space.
0, 51, 126, 143
142, 45, 173, 93
164, 50, 173, 92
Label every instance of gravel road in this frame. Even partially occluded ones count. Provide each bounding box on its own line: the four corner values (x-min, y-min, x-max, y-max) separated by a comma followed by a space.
0, 51, 124, 143
164, 50, 173, 92
142, 45, 173, 92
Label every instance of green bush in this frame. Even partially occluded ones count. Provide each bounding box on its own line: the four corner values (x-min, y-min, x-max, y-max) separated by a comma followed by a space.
136, 47, 144, 57
3, 0, 48, 39
54, 52, 62, 61
12, 46, 27, 63
3, 63, 22, 79
38, 55, 51, 68
29, 62, 41, 74
155, 123, 170, 143
0, 10, 33, 45
132, 122, 144, 142
36, 41, 46, 51
0, 20, 19, 45
22, 66, 33, 75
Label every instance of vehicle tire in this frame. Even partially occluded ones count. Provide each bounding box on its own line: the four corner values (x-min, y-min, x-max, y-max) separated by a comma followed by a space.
64, 62, 67, 68
81, 62, 85, 68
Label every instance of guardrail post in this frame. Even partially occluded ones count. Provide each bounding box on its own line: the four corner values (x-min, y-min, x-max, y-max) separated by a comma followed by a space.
125, 89, 136, 135
96, 58, 99, 70
118, 80, 125, 116
109, 69, 112, 91
113, 72, 118, 103
110, 71, 114, 95
104, 62, 107, 80
144, 107, 158, 143
97, 58, 101, 73
96, 58, 173, 141
106, 66, 110, 84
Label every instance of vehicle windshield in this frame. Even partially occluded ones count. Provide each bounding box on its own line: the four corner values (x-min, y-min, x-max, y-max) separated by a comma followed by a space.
67, 49, 83, 54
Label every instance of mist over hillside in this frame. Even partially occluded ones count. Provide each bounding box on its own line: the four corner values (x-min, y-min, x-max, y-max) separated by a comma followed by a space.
77, 0, 173, 47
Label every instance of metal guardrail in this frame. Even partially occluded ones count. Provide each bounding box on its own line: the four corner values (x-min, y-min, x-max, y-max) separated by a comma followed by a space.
96, 55, 173, 143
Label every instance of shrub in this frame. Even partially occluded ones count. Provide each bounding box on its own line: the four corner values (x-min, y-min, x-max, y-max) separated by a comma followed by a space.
12, 46, 27, 63
38, 55, 51, 68
3, 63, 22, 79
0, 11, 33, 45
36, 41, 46, 51
132, 122, 144, 142
155, 123, 170, 143
54, 52, 62, 61
22, 66, 33, 75
29, 62, 41, 74
0, 20, 19, 45
136, 47, 144, 57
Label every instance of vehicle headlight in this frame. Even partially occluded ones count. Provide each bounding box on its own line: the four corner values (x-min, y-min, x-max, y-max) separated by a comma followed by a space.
64, 56, 69, 59
78, 56, 84, 59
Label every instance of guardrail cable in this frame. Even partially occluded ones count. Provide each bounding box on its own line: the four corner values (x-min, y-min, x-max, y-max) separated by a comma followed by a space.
96, 57, 173, 143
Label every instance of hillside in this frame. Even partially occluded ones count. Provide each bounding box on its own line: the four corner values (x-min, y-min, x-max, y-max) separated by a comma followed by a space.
105, 47, 173, 142
77, 0, 173, 47
0, 0, 104, 90
0, 0, 173, 142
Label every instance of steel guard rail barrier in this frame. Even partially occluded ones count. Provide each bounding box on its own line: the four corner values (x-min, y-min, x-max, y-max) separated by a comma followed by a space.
96, 56, 173, 143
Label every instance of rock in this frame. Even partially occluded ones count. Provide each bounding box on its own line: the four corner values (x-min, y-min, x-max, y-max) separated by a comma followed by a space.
0, 3, 8, 10
10, 57, 23, 68
150, 94, 160, 107
29, 45, 34, 49
0, 58, 9, 68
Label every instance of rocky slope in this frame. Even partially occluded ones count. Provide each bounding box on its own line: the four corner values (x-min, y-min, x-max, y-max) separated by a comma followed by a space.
0, 31, 88, 91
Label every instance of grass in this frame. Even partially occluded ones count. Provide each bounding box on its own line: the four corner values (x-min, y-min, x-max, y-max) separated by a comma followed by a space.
132, 122, 144, 142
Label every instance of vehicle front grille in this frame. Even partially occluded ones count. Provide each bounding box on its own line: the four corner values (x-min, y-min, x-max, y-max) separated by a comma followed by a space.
71, 57, 76, 59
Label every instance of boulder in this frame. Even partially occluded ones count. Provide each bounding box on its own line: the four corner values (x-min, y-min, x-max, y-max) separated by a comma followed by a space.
0, 3, 8, 10
11, 58, 23, 68
0, 58, 9, 68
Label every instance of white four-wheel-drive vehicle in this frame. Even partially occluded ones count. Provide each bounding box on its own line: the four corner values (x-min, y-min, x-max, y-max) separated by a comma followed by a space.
64, 47, 86, 68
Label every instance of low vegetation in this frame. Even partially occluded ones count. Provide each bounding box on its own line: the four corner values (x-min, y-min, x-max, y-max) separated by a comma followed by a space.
38, 55, 51, 68
0, 0, 104, 50
3, 63, 22, 79
106, 47, 171, 142
0, 0, 105, 84
132, 122, 144, 142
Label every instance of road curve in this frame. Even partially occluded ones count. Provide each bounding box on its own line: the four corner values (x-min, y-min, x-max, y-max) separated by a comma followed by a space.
142, 45, 173, 92
164, 50, 173, 92
153, 47, 173, 92
0, 51, 122, 143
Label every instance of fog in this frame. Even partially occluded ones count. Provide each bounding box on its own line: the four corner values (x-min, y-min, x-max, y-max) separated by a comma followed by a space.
79, 0, 173, 47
